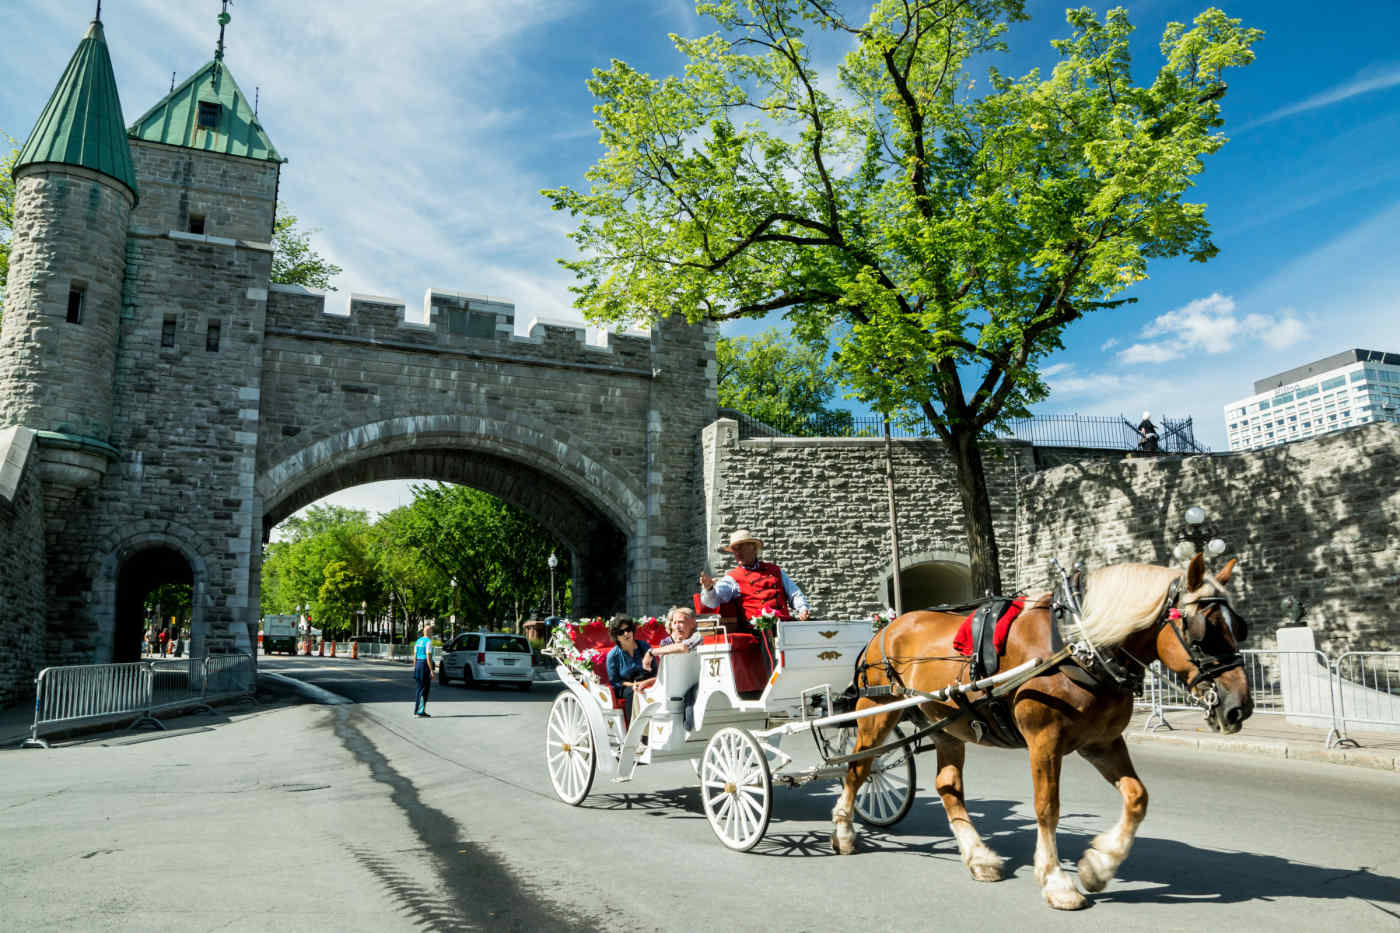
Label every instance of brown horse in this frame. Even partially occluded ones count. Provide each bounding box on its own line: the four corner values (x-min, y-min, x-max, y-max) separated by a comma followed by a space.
831, 555, 1252, 910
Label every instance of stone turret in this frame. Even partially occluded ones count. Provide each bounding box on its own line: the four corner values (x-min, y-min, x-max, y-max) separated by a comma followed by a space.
0, 14, 136, 514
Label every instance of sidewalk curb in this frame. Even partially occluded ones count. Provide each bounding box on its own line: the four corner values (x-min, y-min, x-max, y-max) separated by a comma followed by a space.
259, 672, 354, 706
1126, 728, 1399, 772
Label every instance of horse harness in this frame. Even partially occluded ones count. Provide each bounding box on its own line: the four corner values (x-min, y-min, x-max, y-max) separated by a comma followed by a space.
1053, 574, 1249, 710
835, 577, 1250, 758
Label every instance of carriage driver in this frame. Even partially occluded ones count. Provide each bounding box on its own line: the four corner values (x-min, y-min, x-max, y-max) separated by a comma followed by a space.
699, 529, 812, 622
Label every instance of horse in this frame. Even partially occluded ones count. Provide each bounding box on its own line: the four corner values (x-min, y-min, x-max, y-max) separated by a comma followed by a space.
830, 554, 1252, 910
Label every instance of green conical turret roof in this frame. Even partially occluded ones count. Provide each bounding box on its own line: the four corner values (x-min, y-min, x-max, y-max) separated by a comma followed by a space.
127, 59, 283, 163
15, 18, 138, 201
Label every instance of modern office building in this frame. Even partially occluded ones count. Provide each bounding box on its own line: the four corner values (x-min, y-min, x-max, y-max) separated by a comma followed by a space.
1224, 349, 1400, 450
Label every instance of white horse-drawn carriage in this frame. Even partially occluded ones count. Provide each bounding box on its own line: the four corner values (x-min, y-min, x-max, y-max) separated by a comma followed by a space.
545, 616, 930, 850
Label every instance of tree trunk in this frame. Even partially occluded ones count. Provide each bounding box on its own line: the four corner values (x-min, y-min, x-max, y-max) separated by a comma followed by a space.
947, 427, 1003, 596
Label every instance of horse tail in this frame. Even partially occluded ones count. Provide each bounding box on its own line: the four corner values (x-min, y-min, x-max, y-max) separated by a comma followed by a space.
831, 643, 869, 714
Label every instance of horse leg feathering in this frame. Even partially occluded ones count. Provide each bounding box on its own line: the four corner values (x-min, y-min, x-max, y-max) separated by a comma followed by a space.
1076, 738, 1148, 893
935, 739, 1004, 882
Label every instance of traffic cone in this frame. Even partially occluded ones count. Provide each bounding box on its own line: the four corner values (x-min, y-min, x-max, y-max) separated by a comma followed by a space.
351, 641, 359, 660
329, 641, 337, 657
317, 639, 324, 657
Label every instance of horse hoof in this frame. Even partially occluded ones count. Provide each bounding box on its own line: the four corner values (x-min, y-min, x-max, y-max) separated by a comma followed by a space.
1044, 880, 1088, 911
969, 861, 1004, 883
831, 828, 856, 855
1077, 848, 1115, 893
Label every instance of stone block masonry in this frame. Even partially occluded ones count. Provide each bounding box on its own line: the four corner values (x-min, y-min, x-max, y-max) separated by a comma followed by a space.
0, 427, 47, 708
1016, 421, 1400, 655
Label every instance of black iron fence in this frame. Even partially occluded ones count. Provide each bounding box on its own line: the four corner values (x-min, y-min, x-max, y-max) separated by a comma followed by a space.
723, 408, 1208, 453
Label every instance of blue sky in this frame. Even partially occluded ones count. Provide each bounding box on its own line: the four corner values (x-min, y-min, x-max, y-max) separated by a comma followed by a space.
5, 0, 1399, 519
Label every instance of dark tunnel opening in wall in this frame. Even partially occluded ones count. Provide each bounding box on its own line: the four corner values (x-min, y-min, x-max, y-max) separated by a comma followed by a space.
260, 447, 630, 618
887, 560, 975, 612
115, 547, 194, 662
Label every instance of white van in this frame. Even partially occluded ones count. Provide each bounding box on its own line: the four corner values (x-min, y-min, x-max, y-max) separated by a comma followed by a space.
439, 631, 533, 691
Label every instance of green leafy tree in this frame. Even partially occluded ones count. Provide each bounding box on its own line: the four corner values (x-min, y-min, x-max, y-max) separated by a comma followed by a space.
544, 1, 1260, 591
271, 208, 343, 290
369, 507, 447, 641
718, 328, 853, 434
144, 582, 192, 630
261, 505, 375, 637
0, 132, 18, 327
398, 483, 563, 631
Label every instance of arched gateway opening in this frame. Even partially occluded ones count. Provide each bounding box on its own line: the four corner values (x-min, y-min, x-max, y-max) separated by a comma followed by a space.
113, 547, 194, 662
261, 444, 635, 617
882, 553, 975, 612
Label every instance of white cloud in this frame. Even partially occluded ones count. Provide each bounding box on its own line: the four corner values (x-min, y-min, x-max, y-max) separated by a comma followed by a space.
1241, 63, 1400, 131
1099, 337, 1118, 351
1118, 342, 1183, 364
1119, 292, 1308, 364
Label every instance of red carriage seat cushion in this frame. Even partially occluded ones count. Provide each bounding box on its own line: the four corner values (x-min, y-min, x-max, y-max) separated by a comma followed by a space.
693, 592, 743, 622
952, 598, 1026, 658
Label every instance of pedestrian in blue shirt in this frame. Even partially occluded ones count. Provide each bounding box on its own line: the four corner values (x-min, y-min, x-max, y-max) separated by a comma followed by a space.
413, 623, 436, 717
604, 615, 650, 727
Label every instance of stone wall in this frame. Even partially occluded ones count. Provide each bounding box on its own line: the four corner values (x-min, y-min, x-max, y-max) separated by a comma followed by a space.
0, 167, 133, 440
43, 230, 274, 664
0, 427, 47, 708
1015, 421, 1400, 654
128, 140, 279, 243
702, 420, 1033, 619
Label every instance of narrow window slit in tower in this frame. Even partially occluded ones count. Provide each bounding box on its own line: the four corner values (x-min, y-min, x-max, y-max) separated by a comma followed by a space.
161, 316, 177, 348
188, 213, 206, 235
66, 285, 86, 324
206, 320, 221, 352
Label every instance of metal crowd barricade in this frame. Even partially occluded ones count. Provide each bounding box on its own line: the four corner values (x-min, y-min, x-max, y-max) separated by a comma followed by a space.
1243, 648, 1347, 747
23, 653, 256, 749
1333, 651, 1400, 743
1138, 661, 1198, 732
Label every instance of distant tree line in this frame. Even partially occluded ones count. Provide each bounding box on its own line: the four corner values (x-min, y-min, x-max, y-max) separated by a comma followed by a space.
260, 483, 569, 640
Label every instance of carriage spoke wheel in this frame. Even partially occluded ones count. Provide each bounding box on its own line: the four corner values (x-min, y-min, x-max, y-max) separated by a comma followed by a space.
825, 722, 917, 828
546, 691, 596, 805
700, 727, 772, 851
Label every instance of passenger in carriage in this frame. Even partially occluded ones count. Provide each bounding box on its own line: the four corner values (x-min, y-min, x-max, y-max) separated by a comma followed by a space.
644, 605, 703, 730
644, 606, 702, 667
698, 529, 812, 623
604, 615, 652, 727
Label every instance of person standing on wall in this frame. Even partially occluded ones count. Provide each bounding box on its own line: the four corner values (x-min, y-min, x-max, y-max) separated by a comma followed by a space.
413, 623, 436, 717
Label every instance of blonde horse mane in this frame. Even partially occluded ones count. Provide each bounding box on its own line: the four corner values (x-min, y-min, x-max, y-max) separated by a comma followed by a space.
1076, 562, 1185, 648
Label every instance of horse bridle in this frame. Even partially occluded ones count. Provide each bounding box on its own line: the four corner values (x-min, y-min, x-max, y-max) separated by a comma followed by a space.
1157, 586, 1248, 709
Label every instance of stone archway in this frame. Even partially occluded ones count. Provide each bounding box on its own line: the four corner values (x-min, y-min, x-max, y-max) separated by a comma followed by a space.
877, 549, 975, 611
114, 547, 192, 662
88, 522, 210, 661
257, 414, 648, 616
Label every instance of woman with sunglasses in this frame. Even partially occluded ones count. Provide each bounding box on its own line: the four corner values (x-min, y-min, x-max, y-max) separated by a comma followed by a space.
604, 614, 652, 727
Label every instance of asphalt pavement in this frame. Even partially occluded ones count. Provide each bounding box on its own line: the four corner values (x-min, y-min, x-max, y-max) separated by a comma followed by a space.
2, 655, 1395, 933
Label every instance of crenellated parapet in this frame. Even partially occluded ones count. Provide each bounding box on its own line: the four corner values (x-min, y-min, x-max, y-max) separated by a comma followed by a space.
264, 285, 656, 370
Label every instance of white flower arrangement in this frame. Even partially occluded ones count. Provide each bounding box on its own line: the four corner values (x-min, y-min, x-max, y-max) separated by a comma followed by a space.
751, 606, 780, 631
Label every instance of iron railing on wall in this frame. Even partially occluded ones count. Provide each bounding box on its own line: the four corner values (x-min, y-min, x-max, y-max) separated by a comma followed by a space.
724, 408, 1207, 453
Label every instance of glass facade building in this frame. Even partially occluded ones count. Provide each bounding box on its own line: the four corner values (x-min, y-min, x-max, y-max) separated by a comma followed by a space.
1224, 349, 1400, 451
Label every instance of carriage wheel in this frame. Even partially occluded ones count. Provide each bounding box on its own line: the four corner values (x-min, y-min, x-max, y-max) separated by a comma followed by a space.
700, 727, 772, 852
546, 691, 596, 805
823, 722, 917, 828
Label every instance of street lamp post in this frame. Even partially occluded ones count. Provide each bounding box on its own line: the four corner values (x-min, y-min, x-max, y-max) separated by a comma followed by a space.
357, 600, 366, 639
547, 551, 558, 618
449, 576, 458, 639
1172, 505, 1228, 561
